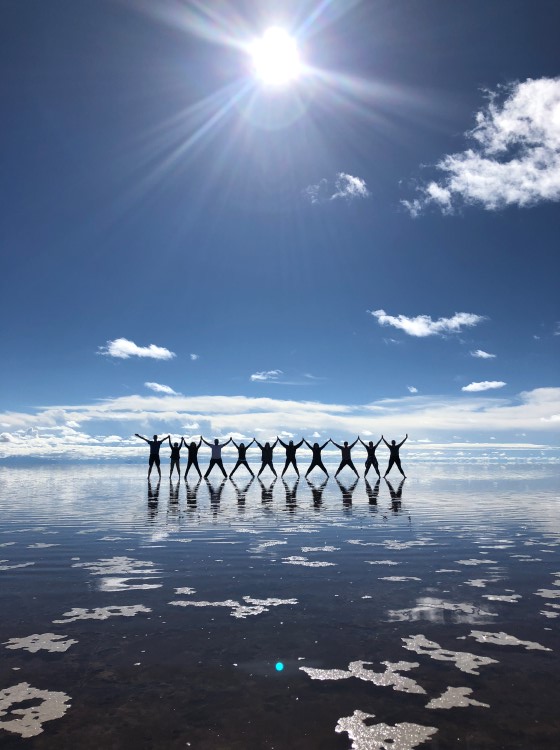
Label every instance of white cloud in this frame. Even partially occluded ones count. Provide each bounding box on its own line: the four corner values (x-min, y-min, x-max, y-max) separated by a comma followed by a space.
371, 310, 485, 337
144, 382, 178, 395
190, 353, 200, 360
403, 77, 560, 214
407, 386, 418, 393
250, 369, 283, 382
99, 338, 175, 360
304, 172, 370, 204
471, 350, 496, 359
462, 381, 507, 392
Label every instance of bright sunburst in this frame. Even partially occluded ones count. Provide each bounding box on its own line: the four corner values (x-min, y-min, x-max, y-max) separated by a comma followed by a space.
249, 27, 302, 86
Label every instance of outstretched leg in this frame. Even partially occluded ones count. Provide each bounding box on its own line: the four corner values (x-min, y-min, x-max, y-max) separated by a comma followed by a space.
230, 460, 242, 478
394, 458, 406, 478
334, 460, 345, 478
364, 459, 371, 477
281, 459, 290, 478
384, 457, 395, 478
347, 460, 359, 478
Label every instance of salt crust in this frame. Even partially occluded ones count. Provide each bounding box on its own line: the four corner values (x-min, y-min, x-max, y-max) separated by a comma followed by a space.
482, 594, 521, 602
535, 589, 560, 599
301, 660, 426, 694
426, 686, 489, 709
464, 579, 491, 588
0, 561, 35, 571
388, 597, 497, 623
169, 596, 297, 619
379, 576, 421, 582
282, 556, 336, 567
27, 543, 59, 549
99, 577, 161, 592
455, 559, 498, 566
175, 586, 196, 595
402, 634, 498, 675
335, 710, 437, 750
72, 556, 160, 576
366, 560, 400, 566
301, 546, 340, 552
0, 682, 71, 738
464, 630, 551, 651
249, 540, 287, 553
4, 633, 77, 653
53, 604, 151, 623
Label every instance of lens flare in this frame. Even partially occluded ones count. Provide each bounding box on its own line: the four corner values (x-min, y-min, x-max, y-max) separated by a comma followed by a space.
250, 27, 302, 86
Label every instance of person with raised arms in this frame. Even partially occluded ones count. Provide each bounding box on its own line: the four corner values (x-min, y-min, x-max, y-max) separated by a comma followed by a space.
332, 437, 360, 478
382, 434, 408, 478
304, 439, 331, 478
255, 438, 278, 478
229, 439, 255, 478
135, 433, 170, 479
168, 436, 184, 478
277, 437, 304, 477
183, 437, 203, 480
359, 436, 382, 479
202, 436, 232, 479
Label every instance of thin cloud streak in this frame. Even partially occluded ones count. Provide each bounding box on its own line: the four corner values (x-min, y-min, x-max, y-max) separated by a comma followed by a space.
471, 350, 496, 359
144, 382, 178, 395
250, 370, 283, 382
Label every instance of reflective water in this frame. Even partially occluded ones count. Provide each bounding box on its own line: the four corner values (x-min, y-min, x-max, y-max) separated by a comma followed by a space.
0, 464, 558, 748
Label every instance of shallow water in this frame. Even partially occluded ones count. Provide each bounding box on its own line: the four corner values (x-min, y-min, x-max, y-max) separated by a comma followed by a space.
0, 464, 558, 749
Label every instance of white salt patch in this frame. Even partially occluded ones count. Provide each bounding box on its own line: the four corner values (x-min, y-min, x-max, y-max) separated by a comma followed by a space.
4, 633, 77, 654
72, 556, 160, 576
175, 587, 196, 595
53, 605, 151, 624
388, 597, 497, 624
465, 630, 551, 651
535, 589, 560, 599
282, 556, 336, 568
464, 579, 491, 588
365, 560, 400, 566
0, 682, 71, 738
482, 594, 521, 602
426, 686, 489, 710
169, 596, 297, 619
379, 576, 421, 582
0, 543, 16, 547
301, 546, 340, 553
301, 660, 425, 694
249, 540, 288, 553
383, 539, 437, 550
27, 543, 59, 549
402, 634, 498, 675
456, 559, 498, 566
335, 710, 437, 750
99, 577, 162, 592
436, 569, 461, 573
0, 561, 35, 571
540, 610, 559, 618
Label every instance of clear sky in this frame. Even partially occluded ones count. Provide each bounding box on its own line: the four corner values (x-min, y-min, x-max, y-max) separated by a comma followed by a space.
1, 0, 559, 461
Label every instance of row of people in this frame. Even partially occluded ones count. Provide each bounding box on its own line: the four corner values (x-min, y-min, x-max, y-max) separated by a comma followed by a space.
135, 433, 408, 481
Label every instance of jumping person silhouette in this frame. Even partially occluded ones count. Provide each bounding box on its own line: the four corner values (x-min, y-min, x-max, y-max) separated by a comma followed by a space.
382, 434, 408, 478
168, 436, 184, 478
304, 439, 331, 478
229, 439, 255, 478
278, 437, 304, 477
255, 439, 278, 477
359, 437, 382, 478
202, 437, 232, 478
332, 438, 359, 478
136, 433, 170, 479
183, 437, 202, 479
306, 476, 328, 508
386, 477, 405, 511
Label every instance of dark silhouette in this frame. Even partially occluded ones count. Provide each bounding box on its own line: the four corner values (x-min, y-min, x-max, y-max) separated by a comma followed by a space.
278, 437, 304, 477
136, 433, 170, 479
283, 477, 299, 512
306, 476, 328, 508
229, 439, 255, 478
386, 477, 405, 512
382, 434, 408, 477
365, 477, 380, 506
185, 478, 201, 506
202, 437, 232, 478
168, 436, 184, 478
147, 479, 160, 521
336, 476, 358, 508
256, 439, 278, 477
304, 439, 330, 477
258, 477, 276, 504
332, 438, 359, 478
206, 477, 226, 513
168, 480, 180, 514
359, 437, 382, 478
231, 476, 254, 507
184, 437, 202, 479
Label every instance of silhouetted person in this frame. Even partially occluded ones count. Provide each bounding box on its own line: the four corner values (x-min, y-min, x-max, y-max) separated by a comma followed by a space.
147, 479, 160, 521
386, 477, 405, 512
230, 439, 255, 478
184, 437, 202, 479
383, 434, 408, 477
202, 437, 232, 478
136, 433, 169, 479
336, 476, 358, 508
256, 439, 278, 477
258, 477, 276, 504
206, 477, 226, 512
169, 479, 180, 504
304, 439, 330, 478
306, 476, 328, 508
231, 476, 254, 507
283, 477, 299, 512
359, 437, 382, 478
365, 477, 380, 506
185, 478, 201, 505
278, 437, 304, 477
333, 438, 359, 478
168, 436, 184, 478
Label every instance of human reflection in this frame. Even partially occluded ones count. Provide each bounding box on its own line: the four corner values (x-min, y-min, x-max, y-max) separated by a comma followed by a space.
206, 478, 226, 516
231, 476, 254, 510
282, 477, 299, 513
365, 478, 380, 507
258, 477, 276, 504
169, 479, 180, 503
147, 480, 160, 521
306, 476, 328, 509
185, 478, 201, 507
336, 477, 358, 510
386, 477, 405, 513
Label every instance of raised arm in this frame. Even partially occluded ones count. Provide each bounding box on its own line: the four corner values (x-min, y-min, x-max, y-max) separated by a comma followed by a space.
246, 439, 255, 449
350, 437, 359, 449
304, 439, 312, 450
278, 438, 288, 448
232, 440, 239, 449
168, 437, 173, 449
359, 437, 367, 448
374, 437, 383, 449
332, 440, 343, 450
159, 435, 170, 444
382, 436, 390, 448
223, 437, 232, 446
197, 437, 202, 447
255, 440, 263, 450
135, 434, 149, 443
320, 439, 331, 450
202, 438, 212, 447
398, 434, 408, 448
295, 439, 304, 449
272, 439, 278, 449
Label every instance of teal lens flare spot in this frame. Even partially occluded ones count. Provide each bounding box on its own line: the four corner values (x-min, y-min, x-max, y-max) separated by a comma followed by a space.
275, 662, 284, 671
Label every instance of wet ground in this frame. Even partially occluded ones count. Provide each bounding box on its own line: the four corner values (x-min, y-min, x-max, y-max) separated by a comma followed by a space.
0, 463, 558, 749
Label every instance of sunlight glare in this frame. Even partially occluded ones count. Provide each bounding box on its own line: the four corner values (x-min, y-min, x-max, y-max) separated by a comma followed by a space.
250, 27, 301, 86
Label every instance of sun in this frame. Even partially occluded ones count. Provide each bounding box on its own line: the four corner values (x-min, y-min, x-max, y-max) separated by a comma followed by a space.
249, 27, 302, 86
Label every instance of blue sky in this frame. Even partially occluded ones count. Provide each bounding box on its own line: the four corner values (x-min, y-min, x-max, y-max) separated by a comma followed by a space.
1, 0, 559, 461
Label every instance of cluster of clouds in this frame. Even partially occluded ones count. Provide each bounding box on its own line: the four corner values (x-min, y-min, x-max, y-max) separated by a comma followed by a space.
304, 172, 370, 204
370, 310, 485, 338
99, 338, 199, 363
403, 77, 560, 215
